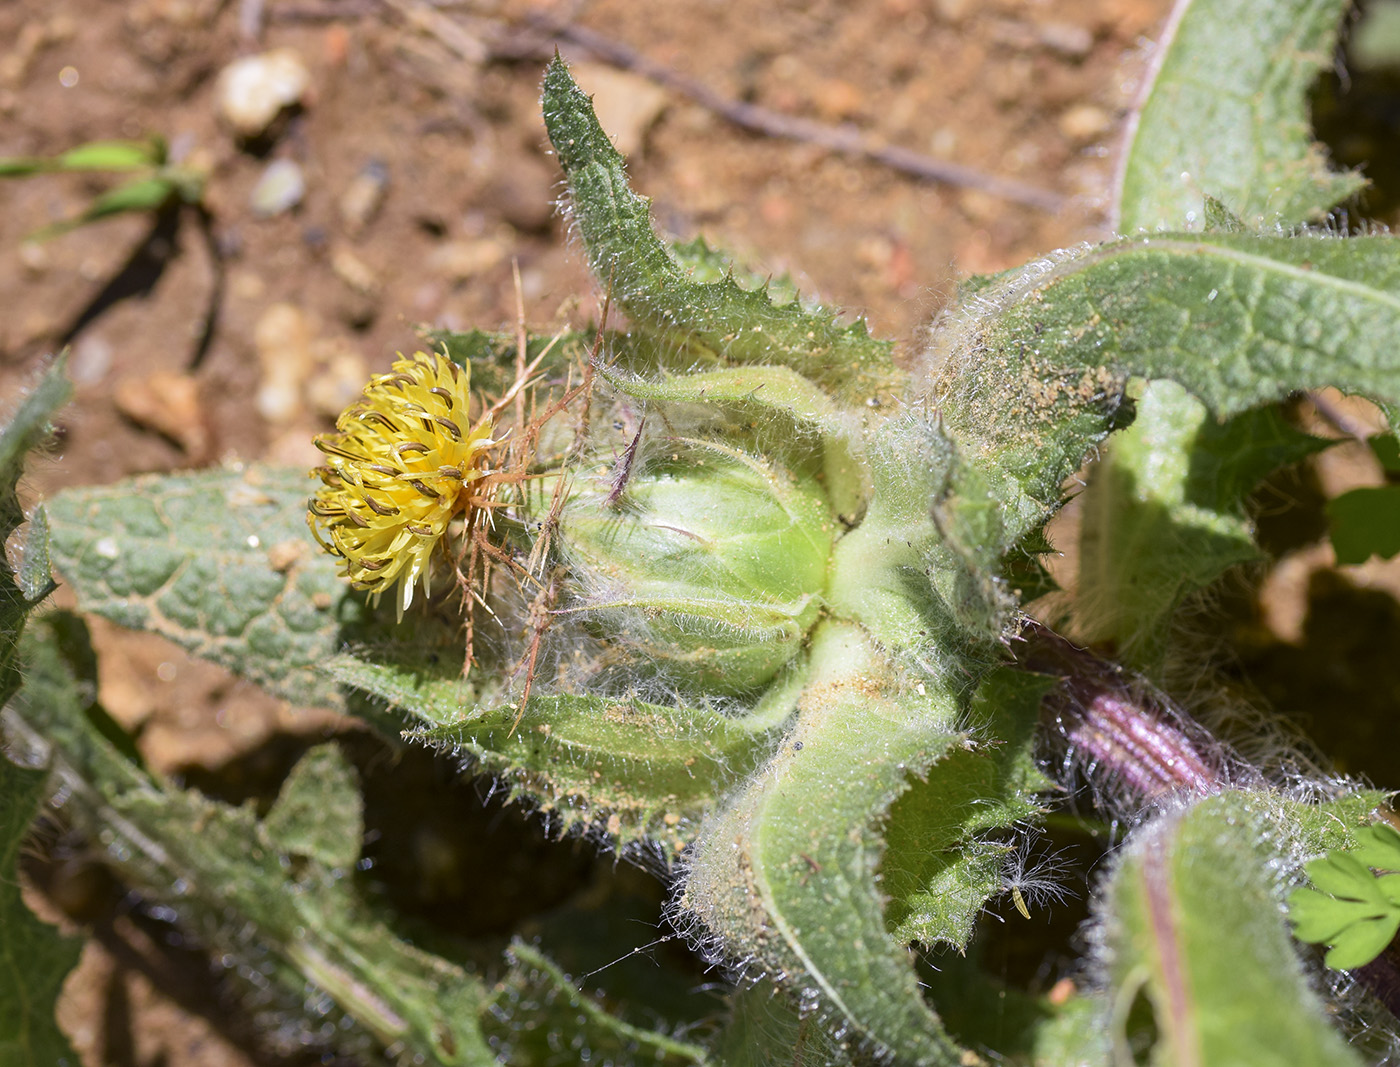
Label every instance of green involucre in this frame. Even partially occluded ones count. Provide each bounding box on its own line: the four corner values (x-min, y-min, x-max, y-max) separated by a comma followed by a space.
559, 441, 835, 694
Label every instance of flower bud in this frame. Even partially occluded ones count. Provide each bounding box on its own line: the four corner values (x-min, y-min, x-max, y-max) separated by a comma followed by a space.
559, 444, 834, 694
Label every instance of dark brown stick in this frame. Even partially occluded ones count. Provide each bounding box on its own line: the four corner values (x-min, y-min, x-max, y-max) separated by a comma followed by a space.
358, 2, 1067, 211
543, 20, 1066, 212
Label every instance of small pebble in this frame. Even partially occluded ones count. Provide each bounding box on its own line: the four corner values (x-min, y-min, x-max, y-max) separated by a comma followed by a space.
338, 160, 389, 235
113, 370, 211, 461
265, 540, 306, 573
330, 244, 378, 295
71, 333, 113, 385
250, 158, 305, 217
17, 240, 48, 276
813, 78, 863, 122
429, 237, 507, 282
306, 351, 368, 419
1059, 104, 1112, 144
217, 49, 310, 138
253, 303, 314, 425
1038, 21, 1095, 59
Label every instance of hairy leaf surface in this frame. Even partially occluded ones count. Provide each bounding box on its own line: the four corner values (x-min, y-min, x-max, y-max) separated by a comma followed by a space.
1, 359, 70, 706
12, 615, 498, 1065
542, 57, 901, 407
1116, 0, 1363, 231
881, 669, 1050, 949
343, 653, 801, 855
1080, 0, 1359, 662
45, 466, 355, 707
1099, 792, 1365, 1066
1075, 383, 1327, 665
929, 232, 1400, 634
0, 758, 82, 1067
683, 621, 971, 1066
44, 465, 466, 720
0, 358, 80, 1067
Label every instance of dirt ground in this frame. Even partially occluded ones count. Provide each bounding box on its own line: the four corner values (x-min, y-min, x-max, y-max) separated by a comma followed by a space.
13, 0, 1372, 1062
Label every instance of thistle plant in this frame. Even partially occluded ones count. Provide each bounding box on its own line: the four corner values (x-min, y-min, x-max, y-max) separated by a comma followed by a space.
11, 1, 1400, 1065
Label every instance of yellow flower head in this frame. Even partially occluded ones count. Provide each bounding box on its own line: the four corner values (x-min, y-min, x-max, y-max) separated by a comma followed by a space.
308, 350, 495, 619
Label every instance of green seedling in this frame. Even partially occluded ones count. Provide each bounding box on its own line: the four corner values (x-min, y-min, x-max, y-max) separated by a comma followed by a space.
0, 135, 206, 240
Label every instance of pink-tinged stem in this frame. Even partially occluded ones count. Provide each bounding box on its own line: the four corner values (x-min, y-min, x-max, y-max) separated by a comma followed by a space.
1015, 619, 1400, 1020
1015, 619, 1253, 805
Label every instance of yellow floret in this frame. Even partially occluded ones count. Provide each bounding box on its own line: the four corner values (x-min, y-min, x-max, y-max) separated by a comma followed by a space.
308, 350, 495, 619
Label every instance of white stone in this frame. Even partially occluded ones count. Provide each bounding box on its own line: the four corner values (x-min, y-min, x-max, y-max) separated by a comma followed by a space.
217, 49, 309, 138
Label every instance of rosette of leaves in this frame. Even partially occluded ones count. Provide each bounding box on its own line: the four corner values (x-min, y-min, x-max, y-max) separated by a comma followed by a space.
14, 0, 1400, 1063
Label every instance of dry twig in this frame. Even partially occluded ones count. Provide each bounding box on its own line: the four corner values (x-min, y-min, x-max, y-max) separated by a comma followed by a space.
536, 19, 1066, 212
351, 0, 1066, 211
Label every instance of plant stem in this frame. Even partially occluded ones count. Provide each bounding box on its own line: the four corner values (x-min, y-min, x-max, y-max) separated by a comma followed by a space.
1015, 618, 1257, 807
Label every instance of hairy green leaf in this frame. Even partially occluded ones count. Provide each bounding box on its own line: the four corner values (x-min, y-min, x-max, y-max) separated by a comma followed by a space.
669, 235, 807, 308
344, 653, 802, 855
928, 232, 1400, 635
682, 621, 970, 1066
1076, 382, 1329, 664
19, 611, 717, 1064
261, 743, 364, 870
1275, 790, 1391, 855
0, 757, 83, 1067
881, 669, 1051, 949
0, 358, 80, 1067
15, 507, 56, 606
43, 465, 465, 717
11, 615, 498, 1066
1, 358, 71, 707
541, 57, 901, 407
1083, 0, 1361, 663
1100, 792, 1364, 1066
1116, 0, 1363, 230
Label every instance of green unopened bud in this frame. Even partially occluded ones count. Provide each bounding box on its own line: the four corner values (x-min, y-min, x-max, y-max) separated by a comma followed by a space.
559, 442, 834, 694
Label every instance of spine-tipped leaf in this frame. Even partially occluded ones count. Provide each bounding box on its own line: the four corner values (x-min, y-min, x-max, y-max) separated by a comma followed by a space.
343, 653, 803, 856
541, 57, 901, 406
